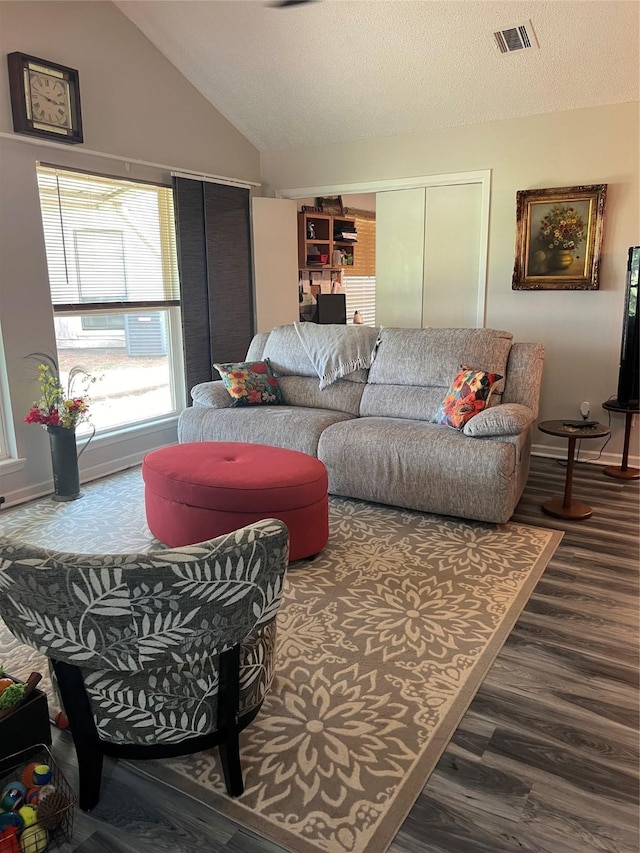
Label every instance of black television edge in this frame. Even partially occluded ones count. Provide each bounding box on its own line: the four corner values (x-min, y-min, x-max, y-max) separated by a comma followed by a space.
616, 246, 639, 408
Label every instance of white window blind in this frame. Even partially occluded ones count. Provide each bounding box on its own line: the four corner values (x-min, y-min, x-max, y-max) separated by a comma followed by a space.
36, 165, 179, 311
344, 275, 376, 326
35, 164, 185, 435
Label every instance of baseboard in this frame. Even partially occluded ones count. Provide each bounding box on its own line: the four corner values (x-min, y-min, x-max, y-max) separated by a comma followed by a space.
0, 453, 148, 509
532, 440, 638, 468
1, 418, 178, 509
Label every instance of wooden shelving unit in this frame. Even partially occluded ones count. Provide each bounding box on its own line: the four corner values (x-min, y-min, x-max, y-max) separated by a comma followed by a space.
332, 215, 358, 268
298, 212, 357, 270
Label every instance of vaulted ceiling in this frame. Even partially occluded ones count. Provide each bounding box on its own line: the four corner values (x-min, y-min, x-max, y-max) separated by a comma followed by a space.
115, 0, 639, 152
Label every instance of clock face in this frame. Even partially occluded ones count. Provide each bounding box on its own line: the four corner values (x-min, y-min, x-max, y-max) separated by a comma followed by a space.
7, 52, 83, 143
28, 70, 71, 128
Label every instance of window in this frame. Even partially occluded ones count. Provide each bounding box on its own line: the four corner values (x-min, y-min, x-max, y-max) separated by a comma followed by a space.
36, 165, 184, 434
0, 324, 18, 467
344, 275, 376, 326
344, 214, 376, 325
75, 229, 127, 330
0, 359, 11, 462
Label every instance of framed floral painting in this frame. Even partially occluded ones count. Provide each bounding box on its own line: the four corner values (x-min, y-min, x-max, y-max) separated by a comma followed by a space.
512, 184, 607, 290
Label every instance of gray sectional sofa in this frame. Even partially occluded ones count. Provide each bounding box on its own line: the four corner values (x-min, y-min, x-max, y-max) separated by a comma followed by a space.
177, 324, 544, 524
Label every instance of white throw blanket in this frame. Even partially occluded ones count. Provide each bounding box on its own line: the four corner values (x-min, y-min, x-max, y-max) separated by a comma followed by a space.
294, 322, 381, 389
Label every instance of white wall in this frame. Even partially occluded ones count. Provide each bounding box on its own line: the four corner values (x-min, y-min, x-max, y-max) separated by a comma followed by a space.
252, 198, 299, 332
261, 102, 640, 463
0, 1, 260, 504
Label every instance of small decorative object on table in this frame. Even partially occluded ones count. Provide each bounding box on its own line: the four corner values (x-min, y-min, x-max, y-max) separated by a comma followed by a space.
23, 354, 96, 502
0, 744, 75, 852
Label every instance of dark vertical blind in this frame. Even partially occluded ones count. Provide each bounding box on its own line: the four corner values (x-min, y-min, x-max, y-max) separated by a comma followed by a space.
173, 177, 254, 397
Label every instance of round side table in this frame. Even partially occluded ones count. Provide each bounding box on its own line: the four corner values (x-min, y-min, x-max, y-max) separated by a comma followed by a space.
602, 399, 640, 480
537, 420, 611, 520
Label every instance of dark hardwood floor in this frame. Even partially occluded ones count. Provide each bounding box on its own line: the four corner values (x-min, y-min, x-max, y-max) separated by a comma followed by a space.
48, 456, 639, 853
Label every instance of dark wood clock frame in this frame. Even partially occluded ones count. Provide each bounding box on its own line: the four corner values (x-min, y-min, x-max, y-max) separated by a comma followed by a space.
7, 52, 84, 144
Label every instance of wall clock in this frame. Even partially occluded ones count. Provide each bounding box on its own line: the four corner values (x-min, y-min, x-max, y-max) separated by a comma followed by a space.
7, 52, 83, 144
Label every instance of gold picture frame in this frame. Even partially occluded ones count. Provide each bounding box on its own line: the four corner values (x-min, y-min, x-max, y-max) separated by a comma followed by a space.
512, 184, 607, 290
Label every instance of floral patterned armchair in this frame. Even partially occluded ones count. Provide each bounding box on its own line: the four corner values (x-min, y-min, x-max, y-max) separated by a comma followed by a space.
0, 518, 289, 810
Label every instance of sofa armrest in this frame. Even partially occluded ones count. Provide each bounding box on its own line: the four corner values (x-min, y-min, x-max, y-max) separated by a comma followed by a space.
191, 380, 233, 408
463, 403, 534, 438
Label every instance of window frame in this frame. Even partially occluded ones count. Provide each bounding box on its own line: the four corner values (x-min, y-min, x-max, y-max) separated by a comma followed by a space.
36, 163, 185, 436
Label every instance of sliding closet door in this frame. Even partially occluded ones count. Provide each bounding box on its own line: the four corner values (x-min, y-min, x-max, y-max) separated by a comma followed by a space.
375, 188, 425, 328
422, 182, 483, 327
375, 181, 486, 329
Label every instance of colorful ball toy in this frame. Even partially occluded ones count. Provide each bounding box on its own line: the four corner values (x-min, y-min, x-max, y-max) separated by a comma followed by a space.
23, 789, 40, 806
19, 765, 39, 790
53, 710, 69, 730
0, 825, 20, 853
37, 785, 56, 802
31, 766, 52, 786
19, 824, 48, 853
0, 784, 26, 812
0, 811, 24, 832
20, 761, 38, 788
17, 806, 37, 828
35, 790, 68, 831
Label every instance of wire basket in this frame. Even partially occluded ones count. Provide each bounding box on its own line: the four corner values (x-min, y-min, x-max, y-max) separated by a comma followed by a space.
0, 744, 75, 852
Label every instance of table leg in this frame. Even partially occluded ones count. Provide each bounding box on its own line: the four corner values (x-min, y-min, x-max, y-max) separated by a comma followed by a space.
542, 435, 593, 519
604, 411, 640, 480
562, 436, 576, 508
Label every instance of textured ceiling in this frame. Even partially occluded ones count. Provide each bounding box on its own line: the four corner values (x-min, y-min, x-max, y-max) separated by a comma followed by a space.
115, 0, 639, 152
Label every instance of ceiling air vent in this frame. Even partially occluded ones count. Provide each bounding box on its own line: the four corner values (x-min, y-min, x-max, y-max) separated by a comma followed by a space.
494, 21, 539, 53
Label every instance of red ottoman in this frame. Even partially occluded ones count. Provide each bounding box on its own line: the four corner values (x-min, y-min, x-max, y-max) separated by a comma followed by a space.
142, 442, 329, 561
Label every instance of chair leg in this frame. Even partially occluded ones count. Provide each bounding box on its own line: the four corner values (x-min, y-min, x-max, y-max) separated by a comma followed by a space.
218, 727, 244, 797
52, 660, 105, 811
217, 645, 244, 797
74, 738, 104, 811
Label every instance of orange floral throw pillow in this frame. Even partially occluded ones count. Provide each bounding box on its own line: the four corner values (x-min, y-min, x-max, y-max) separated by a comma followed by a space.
433, 365, 503, 429
214, 359, 283, 407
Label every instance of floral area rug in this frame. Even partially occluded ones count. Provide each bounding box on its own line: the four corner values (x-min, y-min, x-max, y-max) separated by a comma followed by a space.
0, 467, 562, 853
135, 500, 561, 853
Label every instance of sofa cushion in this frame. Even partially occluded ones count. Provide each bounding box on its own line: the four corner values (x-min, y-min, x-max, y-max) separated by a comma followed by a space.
177, 405, 355, 457
433, 365, 503, 429
277, 376, 365, 417
214, 359, 283, 406
317, 416, 519, 524
462, 402, 534, 437
368, 327, 512, 387
263, 325, 370, 384
191, 380, 233, 408
501, 342, 545, 415
361, 327, 513, 421
262, 325, 316, 377
260, 326, 368, 415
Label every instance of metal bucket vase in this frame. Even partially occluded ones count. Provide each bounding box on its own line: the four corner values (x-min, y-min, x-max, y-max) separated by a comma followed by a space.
47, 426, 81, 502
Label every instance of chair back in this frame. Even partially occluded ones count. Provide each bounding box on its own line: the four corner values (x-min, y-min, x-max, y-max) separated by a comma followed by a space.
0, 518, 289, 673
